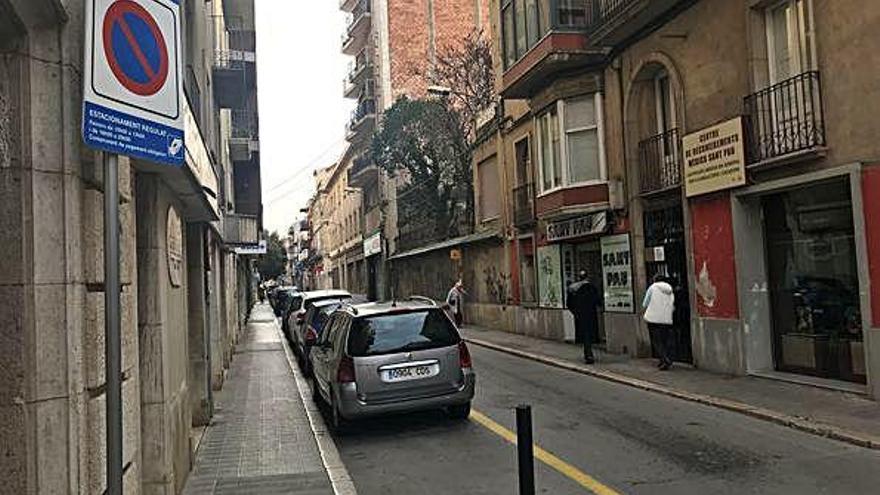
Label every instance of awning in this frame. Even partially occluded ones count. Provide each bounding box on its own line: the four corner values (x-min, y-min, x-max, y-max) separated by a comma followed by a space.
388, 230, 500, 261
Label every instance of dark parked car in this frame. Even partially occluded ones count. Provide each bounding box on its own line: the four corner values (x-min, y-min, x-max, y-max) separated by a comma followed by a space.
293, 299, 347, 375
310, 298, 475, 431
284, 290, 350, 342
270, 286, 297, 317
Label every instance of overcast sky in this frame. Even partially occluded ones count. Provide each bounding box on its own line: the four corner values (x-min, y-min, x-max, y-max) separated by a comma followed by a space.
256, 0, 352, 235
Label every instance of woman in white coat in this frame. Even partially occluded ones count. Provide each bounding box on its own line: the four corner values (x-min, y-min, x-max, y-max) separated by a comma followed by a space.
643, 274, 676, 370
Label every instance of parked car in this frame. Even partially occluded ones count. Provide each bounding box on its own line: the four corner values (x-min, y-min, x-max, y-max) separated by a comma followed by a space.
285, 289, 351, 342
293, 299, 347, 375
310, 298, 475, 431
271, 286, 297, 317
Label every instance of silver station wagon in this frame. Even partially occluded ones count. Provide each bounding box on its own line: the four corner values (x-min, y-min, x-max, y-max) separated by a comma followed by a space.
309, 298, 475, 430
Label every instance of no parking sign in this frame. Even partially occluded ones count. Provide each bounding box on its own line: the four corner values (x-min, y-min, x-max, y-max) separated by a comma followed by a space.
83, 0, 184, 166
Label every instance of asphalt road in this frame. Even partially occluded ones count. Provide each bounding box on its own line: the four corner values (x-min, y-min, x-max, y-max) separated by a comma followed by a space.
334, 345, 880, 494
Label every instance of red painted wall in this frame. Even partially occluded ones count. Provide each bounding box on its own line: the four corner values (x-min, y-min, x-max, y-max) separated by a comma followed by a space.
862, 167, 880, 327
690, 192, 739, 319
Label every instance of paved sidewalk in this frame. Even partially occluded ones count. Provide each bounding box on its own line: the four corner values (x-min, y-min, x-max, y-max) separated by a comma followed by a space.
461, 325, 880, 449
183, 304, 335, 494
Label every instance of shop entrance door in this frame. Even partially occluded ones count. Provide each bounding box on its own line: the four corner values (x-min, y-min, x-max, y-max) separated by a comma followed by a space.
762, 179, 865, 383
643, 202, 693, 363
562, 241, 605, 344
366, 256, 379, 301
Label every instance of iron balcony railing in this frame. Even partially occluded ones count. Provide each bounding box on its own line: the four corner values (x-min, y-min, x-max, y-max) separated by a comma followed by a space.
224, 213, 259, 245
348, 99, 377, 131
512, 183, 535, 227
351, 154, 374, 175
638, 128, 681, 195
743, 70, 825, 164
348, 51, 372, 82
587, 0, 631, 26
231, 109, 258, 139
346, 0, 371, 34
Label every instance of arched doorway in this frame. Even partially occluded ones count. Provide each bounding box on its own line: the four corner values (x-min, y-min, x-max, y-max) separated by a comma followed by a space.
625, 56, 692, 363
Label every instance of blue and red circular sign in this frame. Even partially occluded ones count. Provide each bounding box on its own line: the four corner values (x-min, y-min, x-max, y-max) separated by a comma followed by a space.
103, 0, 169, 97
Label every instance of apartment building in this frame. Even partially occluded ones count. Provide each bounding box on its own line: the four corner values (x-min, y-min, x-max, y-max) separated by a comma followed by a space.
336, 0, 491, 301
0, 0, 263, 492
477, 0, 880, 396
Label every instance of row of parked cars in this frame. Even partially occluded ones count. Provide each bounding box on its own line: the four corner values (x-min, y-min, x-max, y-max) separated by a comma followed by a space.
267, 286, 476, 431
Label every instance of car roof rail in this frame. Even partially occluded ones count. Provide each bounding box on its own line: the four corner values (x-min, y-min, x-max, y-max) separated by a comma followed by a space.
340, 301, 359, 315
408, 295, 437, 306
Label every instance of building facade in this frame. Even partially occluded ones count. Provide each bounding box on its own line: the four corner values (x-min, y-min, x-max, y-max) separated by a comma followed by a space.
0, 0, 263, 492
339, 0, 491, 301
474, 0, 880, 397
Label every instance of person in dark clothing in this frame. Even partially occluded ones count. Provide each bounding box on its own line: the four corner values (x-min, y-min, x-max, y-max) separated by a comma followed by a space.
567, 270, 602, 364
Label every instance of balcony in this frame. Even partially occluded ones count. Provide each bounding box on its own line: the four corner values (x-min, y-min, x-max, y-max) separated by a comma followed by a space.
340, 0, 359, 13
230, 109, 260, 162
346, 98, 377, 142
744, 71, 826, 166
341, 0, 371, 55
213, 49, 256, 108
501, 0, 604, 98
348, 154, 379, 188
513, 183, 536, 228
224, 213, 260, 246
587, 0, 688, 47
638, 128, 681, 195
344, 52, 373, 99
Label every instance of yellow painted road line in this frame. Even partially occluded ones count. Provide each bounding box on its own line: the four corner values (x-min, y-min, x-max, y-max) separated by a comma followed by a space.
470, 409, 622, 495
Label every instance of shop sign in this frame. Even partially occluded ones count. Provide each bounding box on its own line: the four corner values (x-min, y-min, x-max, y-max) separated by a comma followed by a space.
233, 240, 267, 255
363, 232, 382, 257
166, 206, 183, 287
537, 245, 563, 308
683, 117, 746, 197
546, 212, 608, 243
601, 234, 634, 313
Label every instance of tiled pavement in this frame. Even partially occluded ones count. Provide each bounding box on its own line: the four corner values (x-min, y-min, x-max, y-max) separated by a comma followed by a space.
183, 304, 334, 495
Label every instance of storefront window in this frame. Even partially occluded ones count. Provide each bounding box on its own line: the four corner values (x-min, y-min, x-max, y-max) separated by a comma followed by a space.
519, 238, 537, 303
537, 245, 563, 308
763, 179, 864, 383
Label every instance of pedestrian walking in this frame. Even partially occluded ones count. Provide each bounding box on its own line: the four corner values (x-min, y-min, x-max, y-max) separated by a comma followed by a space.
643, 274, 676, 370
567, 270, 602, 364
447, 279, 467, 327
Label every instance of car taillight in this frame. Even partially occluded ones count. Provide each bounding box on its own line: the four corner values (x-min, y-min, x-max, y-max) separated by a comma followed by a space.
458, 342, 472, 369
337, 356, 356, 383
304, 327, 318, 346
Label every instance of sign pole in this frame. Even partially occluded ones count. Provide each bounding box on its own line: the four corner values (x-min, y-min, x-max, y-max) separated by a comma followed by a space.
104, 152, 123, 495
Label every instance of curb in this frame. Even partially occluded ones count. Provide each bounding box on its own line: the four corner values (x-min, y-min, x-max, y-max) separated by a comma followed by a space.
465, 337, 880, 451
277, 321, 358, 495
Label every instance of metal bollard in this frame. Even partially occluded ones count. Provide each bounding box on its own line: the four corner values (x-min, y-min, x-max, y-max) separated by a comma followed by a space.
516, 404, 535, 495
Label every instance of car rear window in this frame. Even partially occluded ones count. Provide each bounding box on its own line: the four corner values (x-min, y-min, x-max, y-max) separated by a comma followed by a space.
347, 309, 460, 357
288, 296, 303, 312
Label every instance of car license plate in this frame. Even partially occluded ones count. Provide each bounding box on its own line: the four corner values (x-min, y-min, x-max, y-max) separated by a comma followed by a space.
381, 364, 438, 383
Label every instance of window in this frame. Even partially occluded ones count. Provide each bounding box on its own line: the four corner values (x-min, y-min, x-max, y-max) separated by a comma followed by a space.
538, 94, 605, 193
557, 0, 588, 28
347, 310, 460, 357
766, 0, 813, 84
515, 0, 527, 58
478, 156, 501, 221
515, 137, 531, 186
519, 237, 537, 303
502, 0, 516, 68
501, 0, 545, 68
538, 107, 561, 191
564, 97, 600, 184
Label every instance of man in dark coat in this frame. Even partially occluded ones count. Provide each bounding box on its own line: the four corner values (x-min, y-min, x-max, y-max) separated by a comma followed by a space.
567, 270, 602, 364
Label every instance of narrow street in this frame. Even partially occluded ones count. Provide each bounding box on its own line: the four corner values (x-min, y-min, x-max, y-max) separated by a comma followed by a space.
336, 346, 880, 494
